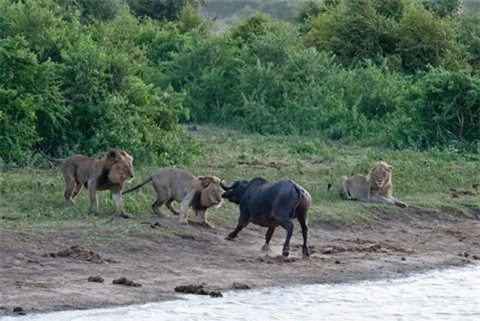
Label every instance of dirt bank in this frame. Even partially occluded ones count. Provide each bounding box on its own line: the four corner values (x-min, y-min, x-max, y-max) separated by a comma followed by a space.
1, 210, 479, 317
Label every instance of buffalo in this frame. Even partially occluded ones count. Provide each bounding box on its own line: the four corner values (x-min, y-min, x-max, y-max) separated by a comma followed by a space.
221, 178, 312, 258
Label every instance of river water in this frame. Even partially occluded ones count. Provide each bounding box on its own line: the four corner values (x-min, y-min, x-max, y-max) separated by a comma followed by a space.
2, 264, 479, 321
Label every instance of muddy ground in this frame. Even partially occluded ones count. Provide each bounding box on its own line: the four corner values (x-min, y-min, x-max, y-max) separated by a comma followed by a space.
1, 209, 479, 317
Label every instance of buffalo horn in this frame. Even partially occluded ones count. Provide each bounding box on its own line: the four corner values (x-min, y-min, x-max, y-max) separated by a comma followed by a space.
220, 180, 235, 191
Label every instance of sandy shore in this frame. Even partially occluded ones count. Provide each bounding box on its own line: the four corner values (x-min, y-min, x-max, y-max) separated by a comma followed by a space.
1, 209, 479, 317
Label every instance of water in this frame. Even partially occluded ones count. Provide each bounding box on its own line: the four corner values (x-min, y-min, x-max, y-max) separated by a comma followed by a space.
2, 265, 479, 321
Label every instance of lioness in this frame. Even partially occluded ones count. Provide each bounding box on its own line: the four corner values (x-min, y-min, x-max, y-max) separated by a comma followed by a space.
37, 147, 135, 217
122, 168, 223, 228
338, 161, 408, 208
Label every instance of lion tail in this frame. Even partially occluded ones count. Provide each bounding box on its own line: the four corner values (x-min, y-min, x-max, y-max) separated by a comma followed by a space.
122, 176, 153, 195
35, 143, 65, 164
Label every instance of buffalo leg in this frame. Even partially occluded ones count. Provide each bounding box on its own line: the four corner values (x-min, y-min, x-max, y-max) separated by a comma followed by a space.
278, 219, 294, 257
227, 222, 249, 240
297, 215, 310, 259
262, 227, 275, 252
227, 210, 250, 240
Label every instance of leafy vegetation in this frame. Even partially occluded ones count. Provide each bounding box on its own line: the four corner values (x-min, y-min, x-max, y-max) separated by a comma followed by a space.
0, 0, 479, 168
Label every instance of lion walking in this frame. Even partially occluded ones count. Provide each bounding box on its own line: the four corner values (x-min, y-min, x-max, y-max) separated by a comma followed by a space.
36, 146, 135, 218
122, 168, 224, 227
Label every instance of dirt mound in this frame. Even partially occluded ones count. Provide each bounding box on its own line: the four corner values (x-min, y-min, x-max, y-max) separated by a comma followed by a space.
175, 284, 223, 297
45, 245, 116, 264
87, 276, 104, 283
112, 277, 141, 287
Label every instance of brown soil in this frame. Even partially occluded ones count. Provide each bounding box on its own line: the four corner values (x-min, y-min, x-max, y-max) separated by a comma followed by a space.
1, 210, 479, 317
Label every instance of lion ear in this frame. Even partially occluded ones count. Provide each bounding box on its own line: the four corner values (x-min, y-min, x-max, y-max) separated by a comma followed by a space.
201, 177, 212, 188
106, 150, 119, 160
388, 165, 393, 171
124, 153, 133, 163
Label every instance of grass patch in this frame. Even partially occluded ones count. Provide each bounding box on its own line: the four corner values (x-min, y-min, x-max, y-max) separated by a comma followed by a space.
1, 125, 479, 232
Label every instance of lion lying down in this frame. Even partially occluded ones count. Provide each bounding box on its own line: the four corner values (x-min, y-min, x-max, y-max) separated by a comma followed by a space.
37, 147, 135, 218
338, 161, 408, 208
122, 168, 224, 228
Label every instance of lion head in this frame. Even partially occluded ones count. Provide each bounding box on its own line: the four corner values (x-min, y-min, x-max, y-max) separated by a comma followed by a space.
102, 149, 134, 185
369, 161, 392, 189
191, 176, 224, 210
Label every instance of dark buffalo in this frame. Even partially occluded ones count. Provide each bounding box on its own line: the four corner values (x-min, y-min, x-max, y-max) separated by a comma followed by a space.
221, 178, 312, 258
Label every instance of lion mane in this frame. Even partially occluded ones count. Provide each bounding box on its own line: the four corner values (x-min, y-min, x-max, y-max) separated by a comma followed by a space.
122, 167, 224, 227
338, 161, 407, 208
37, 146, 135, 217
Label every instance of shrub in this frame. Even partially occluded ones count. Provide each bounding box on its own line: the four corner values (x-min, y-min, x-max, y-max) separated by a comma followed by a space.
304, 0, 398, 67
412, 69, 480, 147
396, 3, 465, 72
455, 12, 480, 72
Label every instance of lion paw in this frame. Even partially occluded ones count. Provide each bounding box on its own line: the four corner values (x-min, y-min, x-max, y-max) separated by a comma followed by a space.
201, 221, 215, 229
119, 212, 133, 219
153, 211, 169, 218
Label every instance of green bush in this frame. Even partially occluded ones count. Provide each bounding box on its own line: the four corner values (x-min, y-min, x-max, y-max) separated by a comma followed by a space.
163, 32, 244, 123
55, 0, 126, 23
455, 12, 480, 72
421, 0, 462, 18
396, 2, 465, 73
304, 0, 398, 68
412, 69, 480, 148
126, 0, 204, 21
0, 0, 199, 166
0, 36, 66, 164
1, 0, 479, 167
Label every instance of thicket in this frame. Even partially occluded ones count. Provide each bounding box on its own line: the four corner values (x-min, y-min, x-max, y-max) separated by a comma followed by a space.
1, 0, 479, 166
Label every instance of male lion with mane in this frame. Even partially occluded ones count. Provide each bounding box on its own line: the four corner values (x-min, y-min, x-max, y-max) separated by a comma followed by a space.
337, 161, 408, 208
122, 168, 223, 228
37, 146, 135, 218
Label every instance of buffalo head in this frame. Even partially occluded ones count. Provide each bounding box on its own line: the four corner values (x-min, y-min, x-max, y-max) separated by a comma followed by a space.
221, 179, 248, 205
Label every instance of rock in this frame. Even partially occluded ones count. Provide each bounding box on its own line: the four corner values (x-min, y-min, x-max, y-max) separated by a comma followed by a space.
112, 277, 141, 287
88, 276, 104, 283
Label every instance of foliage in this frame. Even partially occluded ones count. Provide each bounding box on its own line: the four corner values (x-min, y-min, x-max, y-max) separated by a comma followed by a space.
0, 0, 197, 166
396, 2, 465, 72
204, 0, 295, 22
455, 12, 480, 71
304, 0, 399, 68
0, 0, 479, 167
229, 12, 282, 43
0, 35, 66, 164
304, 0, 466, 72
411, 69, 480, 148
161, 31, 244, 123
55, 0, 126, 23
421, 0, 462, 18
127, 0, 205, 21
0, 0, 70, 62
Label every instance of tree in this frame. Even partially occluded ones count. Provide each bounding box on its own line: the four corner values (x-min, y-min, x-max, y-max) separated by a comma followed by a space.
0, 36, 66, 163
127, 0, 205, 21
